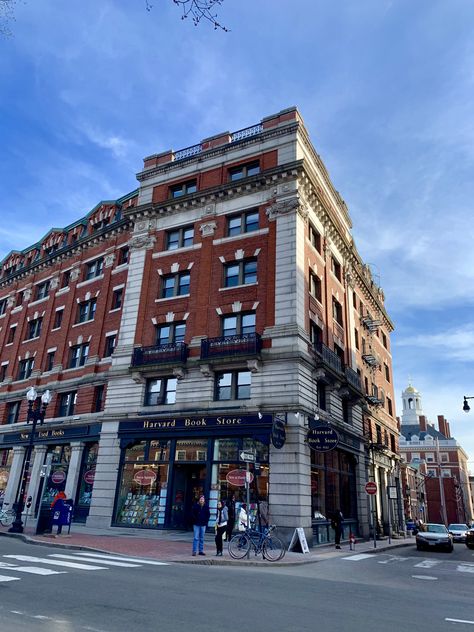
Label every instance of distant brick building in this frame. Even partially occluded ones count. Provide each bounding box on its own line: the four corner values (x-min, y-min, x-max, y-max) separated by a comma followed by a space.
399, 384, 473, 525
0, 108, 398, 543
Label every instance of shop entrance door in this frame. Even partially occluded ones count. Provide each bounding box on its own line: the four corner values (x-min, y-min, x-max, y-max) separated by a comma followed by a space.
169, 464, 206, 530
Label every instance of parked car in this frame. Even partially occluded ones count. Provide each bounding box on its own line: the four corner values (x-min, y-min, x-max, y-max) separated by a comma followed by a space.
448, 523, 469, 542
465, 527, 474, 550
416, 523, 453, 552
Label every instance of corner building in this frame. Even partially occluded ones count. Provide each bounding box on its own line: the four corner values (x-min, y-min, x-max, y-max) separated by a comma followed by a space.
0, 108, 398, 544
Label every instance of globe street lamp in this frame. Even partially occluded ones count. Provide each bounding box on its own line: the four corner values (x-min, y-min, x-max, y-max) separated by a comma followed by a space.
463, 396, 474, 413
8, 387, 52, 534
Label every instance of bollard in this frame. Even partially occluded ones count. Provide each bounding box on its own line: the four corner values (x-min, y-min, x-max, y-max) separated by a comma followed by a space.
349, 532, 356, 551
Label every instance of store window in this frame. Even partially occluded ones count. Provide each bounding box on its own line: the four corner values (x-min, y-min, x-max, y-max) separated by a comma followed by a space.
41, 445, 71, 508
74, 443, 99, 522
115, 440, 171, 527
0, 449, 13, 506
175, 439, 207, 462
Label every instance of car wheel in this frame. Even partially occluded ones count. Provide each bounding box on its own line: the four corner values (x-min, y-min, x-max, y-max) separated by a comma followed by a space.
466, 544, 474, 550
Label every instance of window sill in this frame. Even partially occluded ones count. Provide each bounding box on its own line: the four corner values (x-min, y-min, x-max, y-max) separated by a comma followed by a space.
22, 336, 40, 344
55, 287, 70, 296
155, 294, 190, 303
213, 227, 268, 246
219, 282, 258, 292
72, 320, 94, 328
109, 307, 122, 313
77, 274, 104, 288
152, 243, 202, 258
28, 296, 49, 307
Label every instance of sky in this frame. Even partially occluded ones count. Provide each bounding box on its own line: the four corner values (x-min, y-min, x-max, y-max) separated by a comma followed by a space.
0, 0, 473, 465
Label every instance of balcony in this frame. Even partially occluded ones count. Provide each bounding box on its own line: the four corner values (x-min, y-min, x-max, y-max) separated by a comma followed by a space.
132, 342, 188, 367
345, 366, 363, 392
314, 341, 344, 376
201, 333, 262, 359
365, 394, 384, 407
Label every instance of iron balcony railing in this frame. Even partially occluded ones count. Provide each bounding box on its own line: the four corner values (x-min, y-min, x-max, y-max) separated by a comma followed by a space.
201, 333, 262, 359
345, 366, 362, 392
132, 342, 188, 367
314, 341, 344, 376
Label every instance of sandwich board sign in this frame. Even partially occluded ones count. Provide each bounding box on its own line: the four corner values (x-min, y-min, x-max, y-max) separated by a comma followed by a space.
288, 527, 310, 554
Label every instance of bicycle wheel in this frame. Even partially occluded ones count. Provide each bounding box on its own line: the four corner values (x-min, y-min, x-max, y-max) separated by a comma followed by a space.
0, 510, 14, 527
228, 533, 251, 559
262, 535, 285, 561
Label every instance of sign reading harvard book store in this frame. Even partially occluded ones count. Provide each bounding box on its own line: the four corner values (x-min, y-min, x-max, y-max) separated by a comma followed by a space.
119, 414, 273, 434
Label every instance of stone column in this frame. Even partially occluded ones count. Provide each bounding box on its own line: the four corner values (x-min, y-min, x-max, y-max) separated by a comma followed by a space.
268, 416, 312, 545
86, 422, 121, 529
3, 446, 25, 509
65, 442, 85, 501
26, 445, 47, 518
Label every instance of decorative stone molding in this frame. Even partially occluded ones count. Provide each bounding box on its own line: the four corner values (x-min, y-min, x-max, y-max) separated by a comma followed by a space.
199, 222, 217, 237
200, 364, 213, 378
134, 219, 156, 233
173, 367, 186, 380
129, 234, 156, 250
231, 301, 242, 313
6, 295, 15, 308
70, 267, 81, 282
265, 198, 300, 220
131, 371, 146, 385
23, 288, 32, 302
104, 253, 116, 268
246, 359, 261, 373
50, 277, 59, 290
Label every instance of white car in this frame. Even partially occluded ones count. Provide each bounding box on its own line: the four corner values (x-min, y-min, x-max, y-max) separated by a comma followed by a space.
416, 523, 453, 552
448, 523, 469, 542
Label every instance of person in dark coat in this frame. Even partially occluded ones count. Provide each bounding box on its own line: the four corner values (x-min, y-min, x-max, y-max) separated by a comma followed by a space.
225, 494, 236, 542
192, 495, 210, 556
330, 509, 344, 549
214, 500, 229, 556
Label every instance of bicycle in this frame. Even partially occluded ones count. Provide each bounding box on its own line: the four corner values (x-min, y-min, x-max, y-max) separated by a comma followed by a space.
228, 525, 286, 561
0, 506, 15, 527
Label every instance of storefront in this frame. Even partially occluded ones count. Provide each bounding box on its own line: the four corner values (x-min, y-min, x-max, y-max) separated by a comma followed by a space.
0, 448, 13, 507
0, 423, 101, 524
113, 413, 272, 530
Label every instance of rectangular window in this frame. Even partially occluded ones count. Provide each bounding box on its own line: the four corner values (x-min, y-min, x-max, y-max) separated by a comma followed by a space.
387, 396, 393, 416
384, 363, 390, 382
170, 179, 197, 199
426, 453, 435, 463
144, 377, 177, 406
77, 298, 97, 323
104, 334, 116, 358
166, 226, 194, 250
69, 343, 90, 368
440, 453, 449, 463
118, 246, 130, 265
112, 288, 123, 310
6, 401, 21, 424
221, 313, 256, 337
309, 224, 321, 252
15, 291, 23, 307
228, 161, 260, 182
224, 260, 257, 287
0, 364, 7, 382
58, 391, 77, 417
45, 351, 55, 372
53, 309, 64, 329
61, 270, 71, 288
331, 257, 342, 282
332, 298, 343, 326
0, 298, 7, 316
310, 321, 323, 346
317, 381, 326, 410
155, 322, 186, 345
382, 332, 387, 348
354, 328, 359, 350
26, 317, 43, 340
35, 281, 50, 301
441, 469, 451, 478
93, 385, 105, 412
309, 272, 322, 302
85, 257, 104, 280
215, 370, 251, 400
376, 424, 382, 444
161, 272, 190, 298
7, 325, 16, 344
390, 434, 396, 452
18, 358, 34, 380
352, 292, 357, 309
342, 399, 350, 424
227, 210, 259, 236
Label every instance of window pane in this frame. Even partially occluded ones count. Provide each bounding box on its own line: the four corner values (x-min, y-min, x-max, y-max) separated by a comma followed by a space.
213, 439, 239, 461
172, 188, 184, 198
247, 164, 260, 177
236, 371, 251, 399
163, 277, 174, 297
183, 228, 194, 246
225, 264, 239, 287
223, 316, 237, 336
167, 231, 179, 250
145, 379, 162, 406
228, 216, 241, 236
174, 323, 186, 343
217, 372, 232, 400
186, 182, 197, 194
175, 439, 207, 462
157, 326, 171, 344
241, 313, 256, 334
245, 212, 259, 232
178, 273, 190, 295
243, 261, 257, 284
165, 378, 177, 404
230, 169, 243, 182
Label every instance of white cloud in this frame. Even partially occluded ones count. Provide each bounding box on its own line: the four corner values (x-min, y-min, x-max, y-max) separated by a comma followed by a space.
396, 326, 474, 363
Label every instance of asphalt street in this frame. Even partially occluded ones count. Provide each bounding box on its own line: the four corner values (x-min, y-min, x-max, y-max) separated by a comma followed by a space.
0, 538, 472, 631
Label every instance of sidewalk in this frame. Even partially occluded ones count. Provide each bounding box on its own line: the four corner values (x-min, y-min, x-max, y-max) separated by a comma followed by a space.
0, 523, 416, 566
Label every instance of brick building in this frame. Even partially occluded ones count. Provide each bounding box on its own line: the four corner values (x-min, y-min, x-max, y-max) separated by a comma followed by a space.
399, 383, 473, 525
0, 108, 398, 543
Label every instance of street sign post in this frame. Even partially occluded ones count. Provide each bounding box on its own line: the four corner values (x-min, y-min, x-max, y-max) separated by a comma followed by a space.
239, 451, 256, 462
365, 481, 378, 549
239, 451, 256, 557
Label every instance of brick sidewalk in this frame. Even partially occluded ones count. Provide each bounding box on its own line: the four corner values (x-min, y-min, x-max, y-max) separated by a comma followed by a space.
0, 524, 415, 566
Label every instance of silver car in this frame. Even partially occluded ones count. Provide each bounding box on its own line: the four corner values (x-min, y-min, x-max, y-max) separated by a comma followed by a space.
416, 523, 453, 552
448, 523, 469, 543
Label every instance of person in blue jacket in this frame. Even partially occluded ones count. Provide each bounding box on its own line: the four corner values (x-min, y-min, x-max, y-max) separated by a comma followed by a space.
192, 495, 210, 556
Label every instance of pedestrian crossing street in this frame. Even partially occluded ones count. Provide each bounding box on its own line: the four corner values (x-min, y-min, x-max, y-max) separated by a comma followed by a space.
0, 551, 169, 584
342, 552, 474, 576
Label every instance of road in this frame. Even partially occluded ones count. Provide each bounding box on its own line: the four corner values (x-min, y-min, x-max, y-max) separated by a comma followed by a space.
0, 538, 472, 631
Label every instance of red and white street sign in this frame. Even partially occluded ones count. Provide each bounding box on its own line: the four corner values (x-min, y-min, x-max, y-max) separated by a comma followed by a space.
365, 481, 377, 495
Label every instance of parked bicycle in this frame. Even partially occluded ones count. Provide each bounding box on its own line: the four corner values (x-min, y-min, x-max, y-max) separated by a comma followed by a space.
0, 506, 15, 527
228, 525, 285, 561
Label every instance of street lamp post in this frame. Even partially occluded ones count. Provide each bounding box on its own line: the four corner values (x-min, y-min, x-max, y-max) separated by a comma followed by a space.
463, 396, 474, 412
8, 387, 51, 534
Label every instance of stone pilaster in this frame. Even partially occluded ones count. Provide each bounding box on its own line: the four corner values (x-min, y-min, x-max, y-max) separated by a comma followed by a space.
65, 442, 85, 500
26, 445, 47, 518
3, 446, 25, 509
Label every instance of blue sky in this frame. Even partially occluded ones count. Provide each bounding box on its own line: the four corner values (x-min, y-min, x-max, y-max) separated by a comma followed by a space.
1, 0, 473, 464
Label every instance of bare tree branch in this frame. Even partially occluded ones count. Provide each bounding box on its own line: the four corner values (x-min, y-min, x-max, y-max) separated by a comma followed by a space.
172, 0, 229, 31
0, 0, 18, 37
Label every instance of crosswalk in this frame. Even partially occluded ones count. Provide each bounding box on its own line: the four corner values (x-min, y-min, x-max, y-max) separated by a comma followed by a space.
0, 551, 169, 584
342, 552, 474, 576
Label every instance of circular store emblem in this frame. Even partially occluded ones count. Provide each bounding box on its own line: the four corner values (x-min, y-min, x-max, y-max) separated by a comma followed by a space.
306, 424, 340, 452
133, 469, 157, 486
83, 469, 96, 485
226, 469, 254, 487
51, 470, 66, 484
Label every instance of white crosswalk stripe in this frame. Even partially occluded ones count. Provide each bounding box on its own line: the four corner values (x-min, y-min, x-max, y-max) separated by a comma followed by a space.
72, 552, 170, 565
50, 554, 141, 568
414, 560, 441, 568
343, 553, 474, 576
4, 555, 108, 570
0, 574, 20, 583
